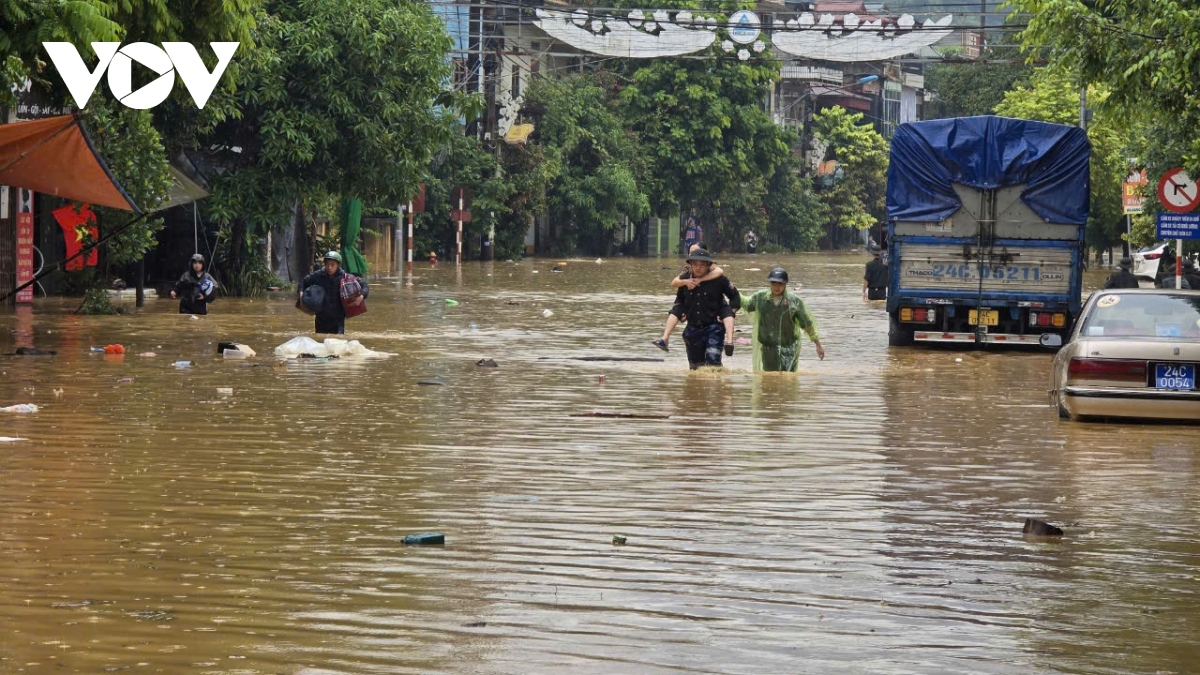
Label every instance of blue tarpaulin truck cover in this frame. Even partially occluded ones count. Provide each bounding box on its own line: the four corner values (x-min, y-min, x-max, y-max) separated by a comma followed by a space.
886, 116, 1090, 226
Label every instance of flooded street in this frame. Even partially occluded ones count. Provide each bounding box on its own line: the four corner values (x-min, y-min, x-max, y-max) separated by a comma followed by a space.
1, 253, 1197, 674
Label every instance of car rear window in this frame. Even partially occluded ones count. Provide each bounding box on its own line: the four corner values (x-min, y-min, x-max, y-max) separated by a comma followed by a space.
1081, 293, 1200, 339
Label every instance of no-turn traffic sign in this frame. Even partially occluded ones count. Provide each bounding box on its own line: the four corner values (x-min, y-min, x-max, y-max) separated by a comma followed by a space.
1157, 167, 1200, 213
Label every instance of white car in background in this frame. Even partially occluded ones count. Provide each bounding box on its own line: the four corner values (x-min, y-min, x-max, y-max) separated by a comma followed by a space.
1132, 242, 1169, 285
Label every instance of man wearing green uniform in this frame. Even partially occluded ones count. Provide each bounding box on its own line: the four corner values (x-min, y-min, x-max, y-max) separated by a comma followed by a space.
740, 267, 825, 372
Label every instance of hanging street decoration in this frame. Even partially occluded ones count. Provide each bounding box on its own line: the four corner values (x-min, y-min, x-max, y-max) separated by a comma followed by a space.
532, 8, 953, 62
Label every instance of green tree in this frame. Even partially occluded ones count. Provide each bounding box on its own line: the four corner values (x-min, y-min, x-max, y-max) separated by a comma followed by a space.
811, 106, 888, 248
417, 131, 511, 261
993, 68, 1126, 258
924, 45, 1032, 118
526, 73, 649, 255
1008, 0, 1200, 176
617, 2, 792, 249
72, 101, 172, 312
202, 0, 458, 293
0, 0, 120, 109
764, 151, 827, 251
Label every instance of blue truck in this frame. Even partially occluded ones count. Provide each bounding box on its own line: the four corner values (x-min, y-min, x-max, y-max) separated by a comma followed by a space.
884, 116, 1090, 346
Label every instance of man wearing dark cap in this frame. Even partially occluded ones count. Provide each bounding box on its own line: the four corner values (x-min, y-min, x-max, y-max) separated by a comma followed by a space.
1103, 258, 1140, 289
741, 267, 824, 372
668, 248, 741, 369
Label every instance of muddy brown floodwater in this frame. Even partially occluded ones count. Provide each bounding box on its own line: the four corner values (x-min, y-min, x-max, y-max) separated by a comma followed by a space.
1, 253, 1197, 674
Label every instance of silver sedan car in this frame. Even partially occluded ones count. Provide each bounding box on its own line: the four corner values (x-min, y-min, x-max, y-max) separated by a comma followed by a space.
1050, 289, 1200, 422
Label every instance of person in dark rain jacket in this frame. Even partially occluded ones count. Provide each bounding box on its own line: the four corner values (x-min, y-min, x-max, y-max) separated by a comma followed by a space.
1102, 258, 1141, 289
171, 253, 216, 315
298, 251, 368, 334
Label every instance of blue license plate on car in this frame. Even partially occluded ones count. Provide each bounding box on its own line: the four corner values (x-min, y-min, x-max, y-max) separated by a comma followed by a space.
1155, 364, 1195, 390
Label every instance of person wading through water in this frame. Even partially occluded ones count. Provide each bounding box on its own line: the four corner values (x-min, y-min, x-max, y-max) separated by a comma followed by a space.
667, 248, 741, 369
740, 267, 825, 372
298, 251, 369, 334
1103, 257, 1141, 289
863, 244, 888, 300
170, 253, 217, 315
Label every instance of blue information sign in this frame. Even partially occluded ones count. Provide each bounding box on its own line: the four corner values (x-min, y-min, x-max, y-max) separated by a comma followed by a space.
1156, 212, 1200, 240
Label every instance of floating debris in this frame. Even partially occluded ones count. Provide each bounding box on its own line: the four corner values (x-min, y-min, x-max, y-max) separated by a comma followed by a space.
13, 347, 55, 356
570, 411, 670, 419
403, 533, 445, 545
476, 359, 498, 368
1023, 518, 1064, 537
0, 404, 38, 413
612, 535, 627, 545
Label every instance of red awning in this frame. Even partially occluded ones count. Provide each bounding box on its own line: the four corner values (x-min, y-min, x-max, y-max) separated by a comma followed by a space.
0, 115, 140, 213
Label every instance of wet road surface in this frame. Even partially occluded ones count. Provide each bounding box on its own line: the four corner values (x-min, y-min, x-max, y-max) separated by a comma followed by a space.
0, 254, 1197, 674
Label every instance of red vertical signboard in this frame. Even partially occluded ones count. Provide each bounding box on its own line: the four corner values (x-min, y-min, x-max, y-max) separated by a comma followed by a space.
16, 189, 34, 303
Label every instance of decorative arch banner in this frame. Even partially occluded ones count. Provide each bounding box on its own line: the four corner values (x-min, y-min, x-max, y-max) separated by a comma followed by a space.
533, 8, 952, 62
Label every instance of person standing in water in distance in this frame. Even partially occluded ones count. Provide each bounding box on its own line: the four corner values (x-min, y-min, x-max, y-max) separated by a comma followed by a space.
654, 242, 736, 355
863, 244, 889, 300
1103, 257, 1140, 289
170, 253, 216, 315
298, 251, 368, 334
741, 267, 825, 372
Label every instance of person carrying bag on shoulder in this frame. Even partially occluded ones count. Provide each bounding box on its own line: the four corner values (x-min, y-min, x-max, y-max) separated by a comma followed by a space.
297, 251, 368, 334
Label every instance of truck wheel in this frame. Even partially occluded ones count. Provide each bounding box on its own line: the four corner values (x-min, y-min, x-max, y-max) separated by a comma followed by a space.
888, 313, 914, 347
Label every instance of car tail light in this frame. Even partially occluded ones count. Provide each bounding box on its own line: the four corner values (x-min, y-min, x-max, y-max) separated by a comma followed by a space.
1067, 358, 1147, 383
1143, 253, 1161, 260
1052, 313, 1066, 328
900, 308, 913, 321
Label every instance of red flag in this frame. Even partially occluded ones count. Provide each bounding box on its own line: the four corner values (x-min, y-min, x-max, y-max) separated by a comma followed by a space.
53, 204, 99, 270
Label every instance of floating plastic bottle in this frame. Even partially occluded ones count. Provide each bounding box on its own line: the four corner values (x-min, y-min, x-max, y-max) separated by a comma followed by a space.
173, 361, 193, 368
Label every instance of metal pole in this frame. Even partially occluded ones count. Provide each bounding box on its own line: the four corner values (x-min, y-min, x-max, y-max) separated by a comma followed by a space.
457, 189, 464, 265
400, 200, 410, 271
406, 200, 414, 273
1079, 86, 1087, 131
1124, 214, 1131, 258
1178, 238, 1184, 289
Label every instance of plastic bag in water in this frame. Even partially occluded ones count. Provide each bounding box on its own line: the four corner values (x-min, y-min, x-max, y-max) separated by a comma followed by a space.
273, 337, 394, 359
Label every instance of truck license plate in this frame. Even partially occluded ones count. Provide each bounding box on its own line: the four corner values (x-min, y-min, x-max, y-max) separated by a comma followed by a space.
1155, 364, 1195, 390
969, 309, 999, 326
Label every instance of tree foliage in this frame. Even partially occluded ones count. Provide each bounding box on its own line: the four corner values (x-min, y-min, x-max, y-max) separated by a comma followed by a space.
526, 73, 650, 255
0, 0, 120, 109
417, 131, 511, 260
993, 68, 1126, 254
811, 106, 888, 246
1008, 0, 1200, 175
82, 101, 173, 265
202, 0, 458, 292
765, 151, 827, 251
924, 46, 1032, 118
615, 0, 793, 249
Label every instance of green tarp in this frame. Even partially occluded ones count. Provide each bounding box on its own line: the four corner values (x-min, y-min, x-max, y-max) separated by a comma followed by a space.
340, 197, 369, 276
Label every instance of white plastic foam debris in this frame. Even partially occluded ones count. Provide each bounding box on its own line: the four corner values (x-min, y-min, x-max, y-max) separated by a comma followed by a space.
0, 404, 38, 413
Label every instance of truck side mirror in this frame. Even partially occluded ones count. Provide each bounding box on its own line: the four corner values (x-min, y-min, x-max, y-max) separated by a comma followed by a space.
1039, 333, 1063, 348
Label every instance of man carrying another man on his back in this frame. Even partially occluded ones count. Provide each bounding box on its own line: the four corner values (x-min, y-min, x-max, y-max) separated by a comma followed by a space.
668, 248, 741, 369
